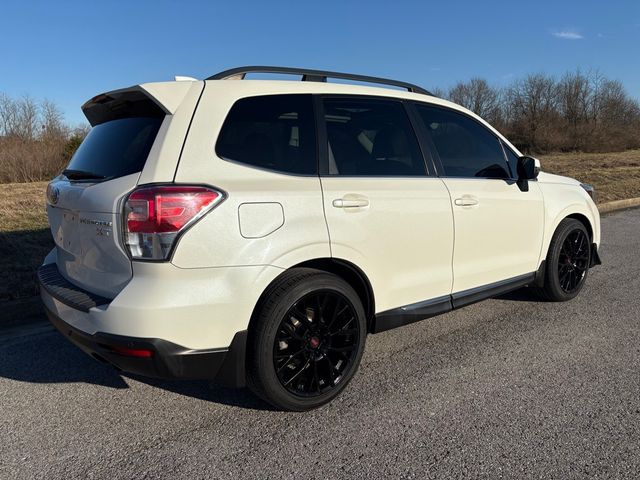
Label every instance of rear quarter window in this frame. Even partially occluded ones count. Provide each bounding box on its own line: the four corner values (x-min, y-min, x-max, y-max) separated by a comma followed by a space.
215, 94, 317, 175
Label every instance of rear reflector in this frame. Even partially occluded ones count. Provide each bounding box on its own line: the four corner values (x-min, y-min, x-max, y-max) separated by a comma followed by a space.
124, 185, 224, 260
109, 346, 154, 358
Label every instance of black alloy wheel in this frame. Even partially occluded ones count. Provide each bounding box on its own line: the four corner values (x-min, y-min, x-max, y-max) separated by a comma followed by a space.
557, 228, 590, 293
536, 218, 591, 301
274, 290, 359, 397
247, 268, 367, 411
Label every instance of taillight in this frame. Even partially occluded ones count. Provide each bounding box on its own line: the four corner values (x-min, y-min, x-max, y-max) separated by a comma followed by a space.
123, 185, 224, 260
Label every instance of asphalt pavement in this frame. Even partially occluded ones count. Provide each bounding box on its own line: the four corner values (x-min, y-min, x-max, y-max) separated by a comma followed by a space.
1, 208, 639, 479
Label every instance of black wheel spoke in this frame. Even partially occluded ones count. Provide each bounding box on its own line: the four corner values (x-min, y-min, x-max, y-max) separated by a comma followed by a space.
312, 360, 321, 393
276, 349, 304, 373
324, 356, 337, 385
283, 358, 310, 386
327, 345, 356, 353
577, 234, 587, 253
316, 294, 328, 324
329, 328, 358, 337
292, 305, 313, 326
328, 302, 349, 330
559, 270, 570, 283
275, 346, 304, 359
281, 321, 303, 340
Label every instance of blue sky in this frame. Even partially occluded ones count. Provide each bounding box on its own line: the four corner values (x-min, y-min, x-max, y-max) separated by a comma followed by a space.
1, 0, 638, 125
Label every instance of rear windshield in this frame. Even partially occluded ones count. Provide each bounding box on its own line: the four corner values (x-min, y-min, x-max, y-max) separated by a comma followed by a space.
65, 117, 163, 181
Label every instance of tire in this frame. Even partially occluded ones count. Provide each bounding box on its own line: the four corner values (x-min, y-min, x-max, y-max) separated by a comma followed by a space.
247, 268, 367, 411
536, 218, 591, 302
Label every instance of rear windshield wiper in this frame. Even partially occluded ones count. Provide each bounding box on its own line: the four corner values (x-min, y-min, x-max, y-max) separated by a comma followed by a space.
62, 169, 108, 181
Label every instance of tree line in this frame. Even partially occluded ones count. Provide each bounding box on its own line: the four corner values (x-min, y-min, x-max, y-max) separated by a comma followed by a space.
435, 69, 640, 153
0, 95, 87, 183
1, 69, 638, 183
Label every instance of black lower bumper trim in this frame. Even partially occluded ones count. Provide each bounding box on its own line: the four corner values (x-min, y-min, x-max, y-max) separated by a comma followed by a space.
44, 306, 247, 387
37, 263, 111, 312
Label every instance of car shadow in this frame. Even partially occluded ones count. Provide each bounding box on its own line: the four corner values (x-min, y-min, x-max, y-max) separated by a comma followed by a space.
494, 287, 545, 302
0, 285, 542, 410
0, 329, 273, 411
127, 376, 275, 411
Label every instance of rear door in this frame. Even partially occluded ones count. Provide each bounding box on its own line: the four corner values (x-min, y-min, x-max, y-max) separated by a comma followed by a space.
413, 103, 544, 294
318, 96, 454, 315
46, 87, 185, 298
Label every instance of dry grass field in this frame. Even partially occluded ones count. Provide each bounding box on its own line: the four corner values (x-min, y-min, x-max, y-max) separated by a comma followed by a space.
0, 149, 638, 327
0, 180, 50, 296
0, 181, 51, 326
540, 149, 640, 203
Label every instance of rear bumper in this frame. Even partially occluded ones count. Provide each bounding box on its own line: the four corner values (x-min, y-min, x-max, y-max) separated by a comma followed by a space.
44, 303, 247, 386
36, 259, 259, 387
37, 252, 279, 350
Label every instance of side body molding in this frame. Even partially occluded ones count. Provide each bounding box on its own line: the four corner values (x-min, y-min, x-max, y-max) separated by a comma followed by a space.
372, 271, 538, 333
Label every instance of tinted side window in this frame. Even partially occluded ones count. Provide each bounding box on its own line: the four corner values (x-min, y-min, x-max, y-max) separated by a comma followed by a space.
323, 98, 426, 176
416, 105, 510, 179
216, 94, 316, 175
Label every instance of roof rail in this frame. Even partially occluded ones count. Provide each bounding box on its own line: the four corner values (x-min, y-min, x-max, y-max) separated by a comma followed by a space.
207, 66, 432, 96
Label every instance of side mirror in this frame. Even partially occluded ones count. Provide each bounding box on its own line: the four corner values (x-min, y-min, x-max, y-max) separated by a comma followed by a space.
517, 156, 540, 180
515, 156, 540, 192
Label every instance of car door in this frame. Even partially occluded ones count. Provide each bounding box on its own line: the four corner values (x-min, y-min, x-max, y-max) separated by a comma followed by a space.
413, 103, 544, 298
318, 96, 454, 319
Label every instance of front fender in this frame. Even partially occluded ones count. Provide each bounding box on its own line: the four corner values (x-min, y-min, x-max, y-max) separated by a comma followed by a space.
538, 183, 601, 265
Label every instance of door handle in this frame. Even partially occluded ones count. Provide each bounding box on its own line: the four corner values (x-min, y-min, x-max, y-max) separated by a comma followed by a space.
454, 197, 479, 207
332, 198, 369, 208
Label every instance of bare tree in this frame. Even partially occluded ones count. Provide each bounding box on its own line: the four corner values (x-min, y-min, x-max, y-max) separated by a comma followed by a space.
0, 94, 16, 136
0, 94, 87, 182
429, 86, 447, 99
504, 74, 560, 152
0, 95, 39, 139
557, 70, 591, 149
437, 70, 640, 153
594, 79, 640, 150
16, 96, 39, 140
448, 78, 503, 125
41, 99, 67, 140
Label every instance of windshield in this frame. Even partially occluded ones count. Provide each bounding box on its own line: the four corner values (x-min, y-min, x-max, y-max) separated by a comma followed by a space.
65, 117, 163, 181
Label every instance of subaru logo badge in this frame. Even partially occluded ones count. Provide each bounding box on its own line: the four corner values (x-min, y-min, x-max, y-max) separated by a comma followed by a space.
47, 183, 60, 205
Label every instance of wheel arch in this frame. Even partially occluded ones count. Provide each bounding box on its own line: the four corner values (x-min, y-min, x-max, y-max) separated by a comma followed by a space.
566, 213, 593, 240
540, 201, 600, 266
247, 258, 376, 336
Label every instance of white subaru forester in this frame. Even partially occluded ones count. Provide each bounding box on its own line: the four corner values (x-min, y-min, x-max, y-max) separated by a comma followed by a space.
40, 67, 601, 411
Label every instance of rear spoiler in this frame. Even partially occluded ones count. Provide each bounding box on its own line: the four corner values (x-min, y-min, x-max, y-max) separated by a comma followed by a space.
81, 81, 201, 126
